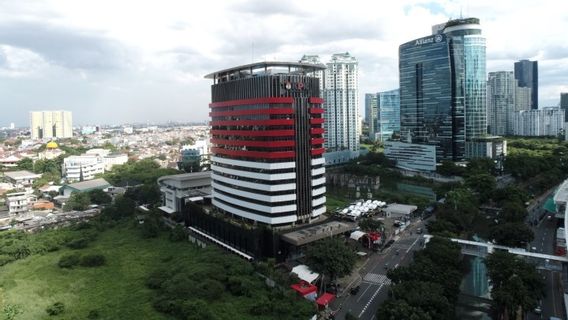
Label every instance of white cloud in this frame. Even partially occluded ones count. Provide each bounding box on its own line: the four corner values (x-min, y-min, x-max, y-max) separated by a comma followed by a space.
0, 0, 567, 125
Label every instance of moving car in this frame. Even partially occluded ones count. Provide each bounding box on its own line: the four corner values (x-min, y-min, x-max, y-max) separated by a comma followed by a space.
350, 285, 360, 295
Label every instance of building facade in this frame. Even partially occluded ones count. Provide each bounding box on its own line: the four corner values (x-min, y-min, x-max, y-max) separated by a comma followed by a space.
561, 93, 568, 122
514, 59, 538, 109
384, 141, 437, 172
206, 62, 326, 226
398, 17, 486, 162
30, 111, 73, 139
366, 89, 401, 142
62, 155, 105, 182
512, 108, 565, 136
323, 53, 360, 153
157, 172, 211, 215
365, 93, 378, 139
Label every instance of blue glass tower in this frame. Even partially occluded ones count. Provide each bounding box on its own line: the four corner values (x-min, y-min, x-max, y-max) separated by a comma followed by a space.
377, 89, 400, 141
399, 17, 486, 161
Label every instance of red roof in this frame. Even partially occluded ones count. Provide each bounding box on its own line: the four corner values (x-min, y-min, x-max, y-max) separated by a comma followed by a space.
290, 281, 318, 296
316, 293, 335, 306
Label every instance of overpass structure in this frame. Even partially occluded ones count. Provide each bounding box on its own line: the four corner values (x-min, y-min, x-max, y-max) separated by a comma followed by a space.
423, 235, 568, 271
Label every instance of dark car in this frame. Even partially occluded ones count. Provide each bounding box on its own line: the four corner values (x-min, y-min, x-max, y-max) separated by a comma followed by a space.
350, 285, 360, 295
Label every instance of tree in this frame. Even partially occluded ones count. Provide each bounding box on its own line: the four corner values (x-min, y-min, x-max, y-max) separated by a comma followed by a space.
486, 251, 545, 319
464, 173, 496, 202
16, 158, 33, 171
63, 192, 91, 211
437, 160, 465, 176
305, 238, 356, 282
489, 223, 534, 247
358, 218, 383, 232
376, 300, 432, 320
88, 189, 112, 205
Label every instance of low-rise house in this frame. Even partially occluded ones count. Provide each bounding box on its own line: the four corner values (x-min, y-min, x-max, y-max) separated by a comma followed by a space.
3, 170, 42, 188
61, 178, 112, 197
6, 190, 36, 215
157, 172, 211, 215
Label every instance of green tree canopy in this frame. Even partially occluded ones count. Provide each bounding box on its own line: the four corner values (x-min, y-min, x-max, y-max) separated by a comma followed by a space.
358, 218, 383, 232
489, 223, 534, 248
305, 237, 356, 280
16, 158, 33, 171
88, 189, 112, 205
63, 192, 91, 211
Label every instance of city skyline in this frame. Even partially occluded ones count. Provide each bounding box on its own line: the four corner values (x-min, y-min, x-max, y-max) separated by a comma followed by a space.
1, 0, 567, 126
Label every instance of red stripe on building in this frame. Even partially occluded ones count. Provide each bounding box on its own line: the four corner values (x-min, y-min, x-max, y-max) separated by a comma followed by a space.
211, 138, 295, 148
209, 97, 294, 108
211, 129, 295, 137
309, 97, 324, 104
311, 148, 325, 155
210, 119, 294, 126
309, 108, 324, 114
311, 138, 325, 145
310, 128, 325, 134
310, 118, 324, 125
210, 108, 294, 117
211, 147, 295, 159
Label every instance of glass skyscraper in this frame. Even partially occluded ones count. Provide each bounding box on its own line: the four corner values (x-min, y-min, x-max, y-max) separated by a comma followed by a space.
514, 59, 538, 110
398, 17, 486, 161
377, 89, 400, 141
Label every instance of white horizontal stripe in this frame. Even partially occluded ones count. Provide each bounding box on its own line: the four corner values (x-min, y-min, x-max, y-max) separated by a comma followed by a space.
212, 164, 295, 181
312, 206, 326, 216
312, 186, 326, 196
213, 199, 297, 225
311, 167, 325, 176
214, 192, 297, 214
212, 156, 296, 170
311, 158, 325, 166
312, 196, 326, 207
212, 181, 296, 202
212, 173, 296, 192
312, 177, 326, 186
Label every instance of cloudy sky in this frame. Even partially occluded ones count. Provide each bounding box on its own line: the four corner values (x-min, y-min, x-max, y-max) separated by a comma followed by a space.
1, 0, 567, 127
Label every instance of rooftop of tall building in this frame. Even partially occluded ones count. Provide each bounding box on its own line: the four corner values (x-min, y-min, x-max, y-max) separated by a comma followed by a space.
204, 61, 326, 80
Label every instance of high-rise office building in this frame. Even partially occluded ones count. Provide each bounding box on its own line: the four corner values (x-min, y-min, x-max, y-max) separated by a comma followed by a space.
206, 62, 326, 226
398, 17, 486, 161
30, 111, 73, 139
367, 89, 401, 141
561, 93, 568, 122
365, 93, 378, 139
487, 71, 533, 135
514, 59, 538, 109
323, 52, 359, 153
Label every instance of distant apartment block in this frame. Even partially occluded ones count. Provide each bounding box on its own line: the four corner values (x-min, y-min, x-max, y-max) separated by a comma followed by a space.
487, 71, 531, 135
30, 110, 73, 139
62, 155, 105, 182
561, 92, 568, 122
512, 108, 565, 136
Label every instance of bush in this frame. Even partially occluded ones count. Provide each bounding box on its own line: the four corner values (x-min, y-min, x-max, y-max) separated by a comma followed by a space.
66, 237, 90, 249
0, 254, 15, 266
46, 302, 65, 316
58, 253, 80, 268
169, 225, 186, 242
80, 254, 106, 267
87, 310, 100, 319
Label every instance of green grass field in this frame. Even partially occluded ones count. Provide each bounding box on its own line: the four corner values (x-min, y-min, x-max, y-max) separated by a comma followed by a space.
0, 221, 313, 320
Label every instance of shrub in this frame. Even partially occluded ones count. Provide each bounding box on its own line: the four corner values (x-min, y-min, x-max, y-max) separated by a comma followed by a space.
80, 254, 106, 267
58, 253, 80, 268
46, 302, 65, 316
87, 310, 100, 319
66, 237, 89, 249
0, 254, 15, 266
169, 225, 186, 242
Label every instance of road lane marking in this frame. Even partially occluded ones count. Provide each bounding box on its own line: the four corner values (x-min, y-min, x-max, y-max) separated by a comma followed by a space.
363, 273, 392, 285
406, 236, 420, 254
358, 284, 384, 318
356, 283, 373, 303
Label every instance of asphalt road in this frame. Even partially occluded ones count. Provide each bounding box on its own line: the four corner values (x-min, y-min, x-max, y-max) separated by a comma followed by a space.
330, 220, 426, 320
527, 214, 566, 320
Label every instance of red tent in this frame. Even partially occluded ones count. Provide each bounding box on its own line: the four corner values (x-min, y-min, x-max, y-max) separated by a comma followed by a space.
290, 281, 318, 297
316, 293, 336, 308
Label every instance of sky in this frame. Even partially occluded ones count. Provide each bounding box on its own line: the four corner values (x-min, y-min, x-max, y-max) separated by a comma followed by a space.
0, 0, 567, 127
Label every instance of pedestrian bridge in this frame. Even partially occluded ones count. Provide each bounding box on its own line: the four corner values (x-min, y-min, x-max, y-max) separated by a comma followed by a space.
423, 235, 568, 271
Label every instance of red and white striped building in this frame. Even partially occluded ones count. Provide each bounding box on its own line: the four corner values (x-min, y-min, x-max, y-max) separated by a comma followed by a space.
206, 62, 326, 226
